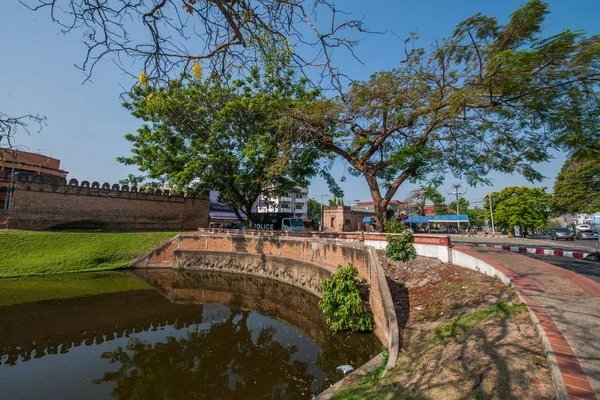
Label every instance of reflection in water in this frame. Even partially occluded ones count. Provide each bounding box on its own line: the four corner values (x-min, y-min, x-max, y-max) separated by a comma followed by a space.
95, 311, 315, 399
0, 269, 380, 399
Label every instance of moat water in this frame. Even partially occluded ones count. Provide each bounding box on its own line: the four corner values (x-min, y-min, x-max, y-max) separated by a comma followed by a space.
0, 269, 380, 399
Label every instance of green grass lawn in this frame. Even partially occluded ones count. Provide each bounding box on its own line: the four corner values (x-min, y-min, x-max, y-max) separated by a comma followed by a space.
0, 272, 151, 306
0, 230, 177, 278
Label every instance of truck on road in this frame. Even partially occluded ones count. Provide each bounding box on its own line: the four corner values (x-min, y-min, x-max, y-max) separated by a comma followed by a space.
250, 213, 305, 232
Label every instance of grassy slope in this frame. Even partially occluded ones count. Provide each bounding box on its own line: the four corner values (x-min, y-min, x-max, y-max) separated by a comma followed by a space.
0, 272, 151, 307
0, 230, 176, 278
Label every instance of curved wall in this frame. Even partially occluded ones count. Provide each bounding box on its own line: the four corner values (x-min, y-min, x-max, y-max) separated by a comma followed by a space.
131, 233, 400, 371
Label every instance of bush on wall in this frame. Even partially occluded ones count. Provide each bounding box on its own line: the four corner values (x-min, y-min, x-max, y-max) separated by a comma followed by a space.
317, 264, 374, 332
385, 218, 416, 262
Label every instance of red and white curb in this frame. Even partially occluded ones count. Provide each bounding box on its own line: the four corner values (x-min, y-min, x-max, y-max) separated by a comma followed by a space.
474, 243, 593, 260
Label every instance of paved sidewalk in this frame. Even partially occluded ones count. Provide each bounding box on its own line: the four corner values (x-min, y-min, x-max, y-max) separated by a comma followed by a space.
455, 245, 600, 400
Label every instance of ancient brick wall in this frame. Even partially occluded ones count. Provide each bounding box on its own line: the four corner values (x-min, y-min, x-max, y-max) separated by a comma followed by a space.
132, 233, 399, 371
4, 175, 209, 231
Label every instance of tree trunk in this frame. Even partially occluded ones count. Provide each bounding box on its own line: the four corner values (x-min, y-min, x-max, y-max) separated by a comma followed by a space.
364, 173, 390, 232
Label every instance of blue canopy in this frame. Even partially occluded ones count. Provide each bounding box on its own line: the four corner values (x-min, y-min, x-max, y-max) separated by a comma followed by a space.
362, 216, 375, 223
405, 215, 469, 223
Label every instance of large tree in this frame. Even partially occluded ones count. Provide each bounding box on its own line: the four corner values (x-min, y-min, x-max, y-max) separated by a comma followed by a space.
295, 0, 600, 230
0, 113, 46, 149
486, 186, 550, 232
549, 149, 600, 215
23, 0, 370, 87
119, 67, 320, 225
405, 186, 447, 216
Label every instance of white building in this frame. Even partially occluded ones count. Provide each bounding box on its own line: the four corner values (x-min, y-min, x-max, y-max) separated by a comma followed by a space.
253, 187, 309, 219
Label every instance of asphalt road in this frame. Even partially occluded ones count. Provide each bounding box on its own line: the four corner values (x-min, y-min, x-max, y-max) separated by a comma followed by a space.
524, 253, 600, 285
528, 235, 600, 250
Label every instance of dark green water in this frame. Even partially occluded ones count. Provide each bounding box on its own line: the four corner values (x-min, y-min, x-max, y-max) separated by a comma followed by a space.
0, 269, 380, 399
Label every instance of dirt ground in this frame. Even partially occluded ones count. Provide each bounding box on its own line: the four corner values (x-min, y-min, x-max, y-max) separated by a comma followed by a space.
344, 255, 556, 399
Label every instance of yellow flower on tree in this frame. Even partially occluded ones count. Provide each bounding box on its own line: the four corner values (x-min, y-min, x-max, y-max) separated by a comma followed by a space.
146, 92, 154, 101
139, 71, 149, 85
192, 62, 202, 79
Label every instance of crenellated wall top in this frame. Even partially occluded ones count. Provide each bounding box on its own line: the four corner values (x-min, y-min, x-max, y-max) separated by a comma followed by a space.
14, 174, 207, 202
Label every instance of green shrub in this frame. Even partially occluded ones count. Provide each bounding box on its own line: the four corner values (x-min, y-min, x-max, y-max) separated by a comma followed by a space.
317, 264, 374, 332
385, 218, 416, 262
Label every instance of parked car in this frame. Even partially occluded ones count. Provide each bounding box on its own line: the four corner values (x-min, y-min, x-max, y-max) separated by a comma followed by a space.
550, 228, 575, 241
577, 230, 598, 240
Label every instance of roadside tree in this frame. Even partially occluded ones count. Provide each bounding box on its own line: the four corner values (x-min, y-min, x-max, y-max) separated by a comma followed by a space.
119, 67, 321, 225
549, 149, 600, 215
295, 0, 600, 230
485, 186, 550, 233
307, 198, 323, 226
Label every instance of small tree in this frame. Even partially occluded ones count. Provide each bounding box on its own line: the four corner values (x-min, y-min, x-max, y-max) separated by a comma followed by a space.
307, 198, 323, 226
317, 264, 374, 332
406, 186, 447, 216
385, 218, 417, 262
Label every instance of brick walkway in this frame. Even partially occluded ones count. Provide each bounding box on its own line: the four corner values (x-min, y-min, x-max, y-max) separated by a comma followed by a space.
455, 246, 600, 400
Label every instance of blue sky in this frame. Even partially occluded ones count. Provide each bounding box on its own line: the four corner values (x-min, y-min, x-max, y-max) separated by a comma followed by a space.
1, 0, 597, 206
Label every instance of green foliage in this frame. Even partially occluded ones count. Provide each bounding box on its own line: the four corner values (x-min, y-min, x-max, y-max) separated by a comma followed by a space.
0, 272, 149, 307
317, 264, 374, 332
406, 186, 446, 216
485, 186, 550, 231
466, 206, 486, 227
435, 302, 526, 342
298, 0, 600, 230
120, 67, 322, 224
307, 198, 323, 223
0, 231, 176, 277
385, 219, 417, 262
328, 197, 344, 206
549, 150, 600, 215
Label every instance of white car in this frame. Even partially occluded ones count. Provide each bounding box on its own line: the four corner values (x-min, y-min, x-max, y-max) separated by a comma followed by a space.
578, 230, 598, 240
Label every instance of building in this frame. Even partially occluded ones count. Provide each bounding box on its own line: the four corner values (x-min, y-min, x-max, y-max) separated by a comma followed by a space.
254, 187, 309, 219
208, 190, 247, 226
352, 200, 409, 214
1, 149, 68, 209
323, 206, 373, 232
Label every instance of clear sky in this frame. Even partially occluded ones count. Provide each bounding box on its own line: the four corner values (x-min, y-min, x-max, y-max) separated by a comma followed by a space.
1, 0, 597, 206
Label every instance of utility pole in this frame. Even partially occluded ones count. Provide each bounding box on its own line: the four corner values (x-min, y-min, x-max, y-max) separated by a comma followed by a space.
488, 194, 496, 236
448, 183, 467, 231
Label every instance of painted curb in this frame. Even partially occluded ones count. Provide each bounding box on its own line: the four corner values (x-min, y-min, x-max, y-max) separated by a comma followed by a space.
474, 243, 594, 260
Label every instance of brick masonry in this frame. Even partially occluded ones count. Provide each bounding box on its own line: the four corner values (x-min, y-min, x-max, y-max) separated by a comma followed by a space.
3, 175, 209, 231
131, 232, 400, 373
